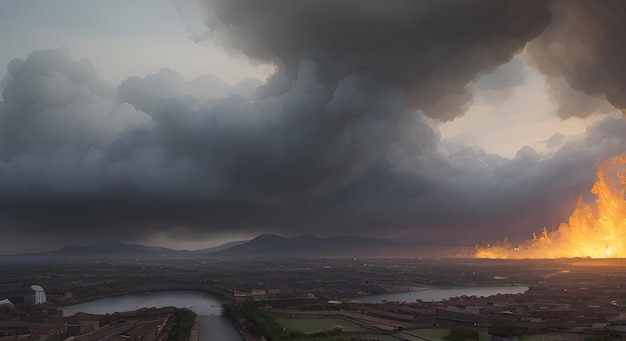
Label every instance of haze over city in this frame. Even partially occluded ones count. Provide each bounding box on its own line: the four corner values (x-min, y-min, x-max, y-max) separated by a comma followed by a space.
1, 0, 625, 255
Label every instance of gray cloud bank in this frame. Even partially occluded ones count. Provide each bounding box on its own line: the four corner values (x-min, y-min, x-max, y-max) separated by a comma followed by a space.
2, 0, 626, 252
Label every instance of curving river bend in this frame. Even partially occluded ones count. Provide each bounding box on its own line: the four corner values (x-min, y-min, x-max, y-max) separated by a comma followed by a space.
61, 290, 243, 341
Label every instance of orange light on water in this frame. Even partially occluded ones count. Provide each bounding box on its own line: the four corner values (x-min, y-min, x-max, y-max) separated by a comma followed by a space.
475, 156, 626, 259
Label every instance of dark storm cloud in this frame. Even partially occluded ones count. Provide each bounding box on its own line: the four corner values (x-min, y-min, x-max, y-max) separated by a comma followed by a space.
527, 0, 626, 118
2, 0, 626, 252
198, 0, 551, 121
2, 48, 625, 250
0, 49, 415, 244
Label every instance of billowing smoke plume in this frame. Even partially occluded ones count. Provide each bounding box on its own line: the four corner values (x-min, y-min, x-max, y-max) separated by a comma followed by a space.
198, 0, 551, 121
527, 0, 626, 118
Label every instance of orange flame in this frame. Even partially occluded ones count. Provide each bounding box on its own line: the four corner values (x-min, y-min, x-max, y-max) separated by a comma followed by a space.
475, 156, 626, 259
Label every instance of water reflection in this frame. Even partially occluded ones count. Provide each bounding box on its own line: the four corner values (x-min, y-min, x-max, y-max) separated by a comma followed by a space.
61, 290, 242, 341
354, 285, 529, 303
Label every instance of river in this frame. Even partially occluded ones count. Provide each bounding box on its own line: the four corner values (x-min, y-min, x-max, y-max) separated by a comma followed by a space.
60, 290, 243, 341
59, 286, 528, 339
353, 285, 529, 303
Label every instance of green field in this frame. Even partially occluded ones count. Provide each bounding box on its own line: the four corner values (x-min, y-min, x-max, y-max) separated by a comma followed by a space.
303, 332, 404, 341
520, 333, 586, 341
276, 318, 361, 333
395, 328, 490, 341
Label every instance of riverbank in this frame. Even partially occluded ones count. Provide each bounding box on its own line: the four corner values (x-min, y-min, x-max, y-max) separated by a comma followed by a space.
351, 285, 529, 303
190, 316, 200, 341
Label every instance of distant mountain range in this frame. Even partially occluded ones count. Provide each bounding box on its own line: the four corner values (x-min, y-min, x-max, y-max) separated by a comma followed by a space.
215, 234, 416, 257
0, 241, 179, 260
0, 234, 437, 260
51, 240, 175, 256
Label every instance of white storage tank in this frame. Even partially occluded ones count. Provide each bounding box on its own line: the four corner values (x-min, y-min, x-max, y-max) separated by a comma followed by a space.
30, 285, 47, 305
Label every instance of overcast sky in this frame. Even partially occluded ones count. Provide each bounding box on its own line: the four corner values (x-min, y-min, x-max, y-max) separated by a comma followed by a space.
0, 0, 624, 253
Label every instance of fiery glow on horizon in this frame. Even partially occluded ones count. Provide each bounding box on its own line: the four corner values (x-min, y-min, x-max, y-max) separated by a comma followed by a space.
476, 155, 626, 259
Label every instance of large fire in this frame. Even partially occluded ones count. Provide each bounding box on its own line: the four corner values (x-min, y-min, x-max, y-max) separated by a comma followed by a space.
475, 156, 626, 259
